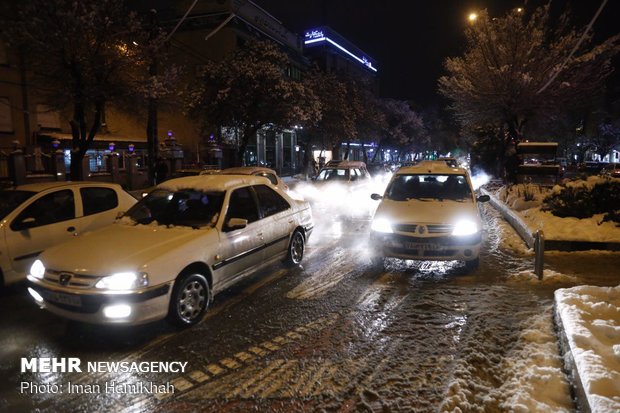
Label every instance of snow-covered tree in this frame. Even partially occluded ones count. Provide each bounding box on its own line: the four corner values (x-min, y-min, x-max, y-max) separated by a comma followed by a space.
185, 39, 320, 165
439, 4, 619, 149
375, 99, 427, 162
2, 0, 169, 180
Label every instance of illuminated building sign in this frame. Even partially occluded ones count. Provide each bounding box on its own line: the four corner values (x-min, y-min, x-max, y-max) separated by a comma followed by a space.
303, 27, 378, 73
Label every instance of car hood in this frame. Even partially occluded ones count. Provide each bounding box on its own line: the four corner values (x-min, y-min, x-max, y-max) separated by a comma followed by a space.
374, 198, 480, 225
41, 223, 211, 275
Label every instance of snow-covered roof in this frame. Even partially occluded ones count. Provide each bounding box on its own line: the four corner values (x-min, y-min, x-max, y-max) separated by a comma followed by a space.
157, 174, 271, 192
397, 160, 465, 175
12, 181, 122, 193
221, 166, 278, 176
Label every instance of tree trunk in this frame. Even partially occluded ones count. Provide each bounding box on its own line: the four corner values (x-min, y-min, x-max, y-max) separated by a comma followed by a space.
69, 101, 102, 181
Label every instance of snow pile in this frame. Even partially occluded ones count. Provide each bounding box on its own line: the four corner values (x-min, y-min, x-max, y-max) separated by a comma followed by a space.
519, 209, 620, 242
490, 180, 620, 243
497, 307, 573, 412
555, 285, 620, 413
497, 184, 548, 211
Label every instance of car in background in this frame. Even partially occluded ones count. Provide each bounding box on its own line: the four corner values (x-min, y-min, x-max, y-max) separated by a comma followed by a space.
369, 160, 489, 270
311, 160, 375, 218
27, 175, 313, 326
0, 182, 136, 286
220, 166, 288, 191
437, 157, 459, 168
601, 163, 620, 178
314, 160, 371, 185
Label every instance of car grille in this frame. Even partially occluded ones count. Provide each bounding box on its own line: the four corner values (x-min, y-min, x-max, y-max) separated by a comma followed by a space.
392, 224, 453, 234
427, 224, 453, 234
44, 269, 100, 289
393, 224, 418, 233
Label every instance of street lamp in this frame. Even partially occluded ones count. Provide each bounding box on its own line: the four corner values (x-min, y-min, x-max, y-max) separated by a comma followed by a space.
468, 12, 478, 23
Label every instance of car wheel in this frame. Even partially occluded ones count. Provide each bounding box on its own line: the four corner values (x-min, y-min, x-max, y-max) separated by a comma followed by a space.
465, 257, 480, 271
286, 230, 305, 266
168, 273, 209, 326
370, 254, 384, 270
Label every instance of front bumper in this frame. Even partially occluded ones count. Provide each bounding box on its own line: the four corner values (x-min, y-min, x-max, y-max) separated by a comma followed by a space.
27, 275, 172, 325
370, 232, 482, 261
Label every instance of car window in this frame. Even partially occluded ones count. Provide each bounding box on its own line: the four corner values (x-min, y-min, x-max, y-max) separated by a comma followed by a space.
80, 187, 119, 216
125, 189, 224, 228
11, 189, 75, 230
317, 168, 348, 181
225, 187, 259, 225
253, 185, 290, 218
256, 172, 278, 185
386, 174, 471, 201
0, 190, 36, 220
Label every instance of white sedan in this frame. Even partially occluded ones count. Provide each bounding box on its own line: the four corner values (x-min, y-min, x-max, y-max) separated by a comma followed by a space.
0, 182, 136, 286
27, 175, 313, 326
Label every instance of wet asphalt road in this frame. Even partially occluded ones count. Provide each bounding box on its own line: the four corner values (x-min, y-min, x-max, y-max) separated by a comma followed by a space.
1, 203, 619, 412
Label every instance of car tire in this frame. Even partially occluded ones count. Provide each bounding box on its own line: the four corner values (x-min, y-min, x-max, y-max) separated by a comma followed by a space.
285, 230, 305, 266
370, 254, 384, 270
465, 257, 480, 271
167, 273, 209, 326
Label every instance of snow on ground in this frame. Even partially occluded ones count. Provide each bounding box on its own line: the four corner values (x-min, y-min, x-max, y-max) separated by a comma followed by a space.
555, 285, 620, 413
508, 269, 576, 284
439, 301, 573, 413
492, 181, 620, 242
497, 306, 573, 412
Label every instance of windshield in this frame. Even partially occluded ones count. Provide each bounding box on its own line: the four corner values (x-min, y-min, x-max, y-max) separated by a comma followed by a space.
385, 174, 472, 201
317, 168, 349, 181
0, 190, 36, 220
124, 189, 224, 228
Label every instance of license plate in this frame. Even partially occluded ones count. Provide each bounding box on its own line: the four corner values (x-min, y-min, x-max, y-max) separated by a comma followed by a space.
41, 290, 82, 307
405, 242, 439, 251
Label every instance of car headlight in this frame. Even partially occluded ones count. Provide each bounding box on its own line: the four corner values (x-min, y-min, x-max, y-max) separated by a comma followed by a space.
371, 217, 393, 233
30, 259, 45, 279
95, 272, 149, 290
452, 219, 478, 236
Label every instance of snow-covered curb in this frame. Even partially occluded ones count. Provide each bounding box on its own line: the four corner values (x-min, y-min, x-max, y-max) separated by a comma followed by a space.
554, 285, 620, 413
481, 188, 536, 248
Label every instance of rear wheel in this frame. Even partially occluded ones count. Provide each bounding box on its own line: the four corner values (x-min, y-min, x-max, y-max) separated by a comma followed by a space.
167, 273, 209, 326
286, 230, 305, 266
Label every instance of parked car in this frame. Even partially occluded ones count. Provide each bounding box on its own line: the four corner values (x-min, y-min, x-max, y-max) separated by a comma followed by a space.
219, 166, 288, 191
27, 175, 313, 326
369, 161, 489, 270
601, 163, 620, 179
0, 182, 136, 286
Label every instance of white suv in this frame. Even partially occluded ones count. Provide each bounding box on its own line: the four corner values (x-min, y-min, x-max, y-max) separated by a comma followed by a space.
369, 161, 489, 269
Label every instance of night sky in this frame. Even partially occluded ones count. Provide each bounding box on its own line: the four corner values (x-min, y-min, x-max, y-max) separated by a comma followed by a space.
256, 0, 620, 105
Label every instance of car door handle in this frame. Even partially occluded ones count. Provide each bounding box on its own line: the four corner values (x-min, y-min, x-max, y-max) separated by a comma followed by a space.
67, 226, 76, 232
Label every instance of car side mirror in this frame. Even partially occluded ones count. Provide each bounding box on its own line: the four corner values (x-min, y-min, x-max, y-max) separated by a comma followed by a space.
115, 211, 125, 220
371, 193, 383, 201
226, 218, 248, 230
477, 195, 490, 203
16, 217, 37, 230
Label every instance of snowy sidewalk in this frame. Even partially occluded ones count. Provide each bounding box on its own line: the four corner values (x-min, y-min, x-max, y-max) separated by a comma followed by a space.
554, 285, 620, 413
